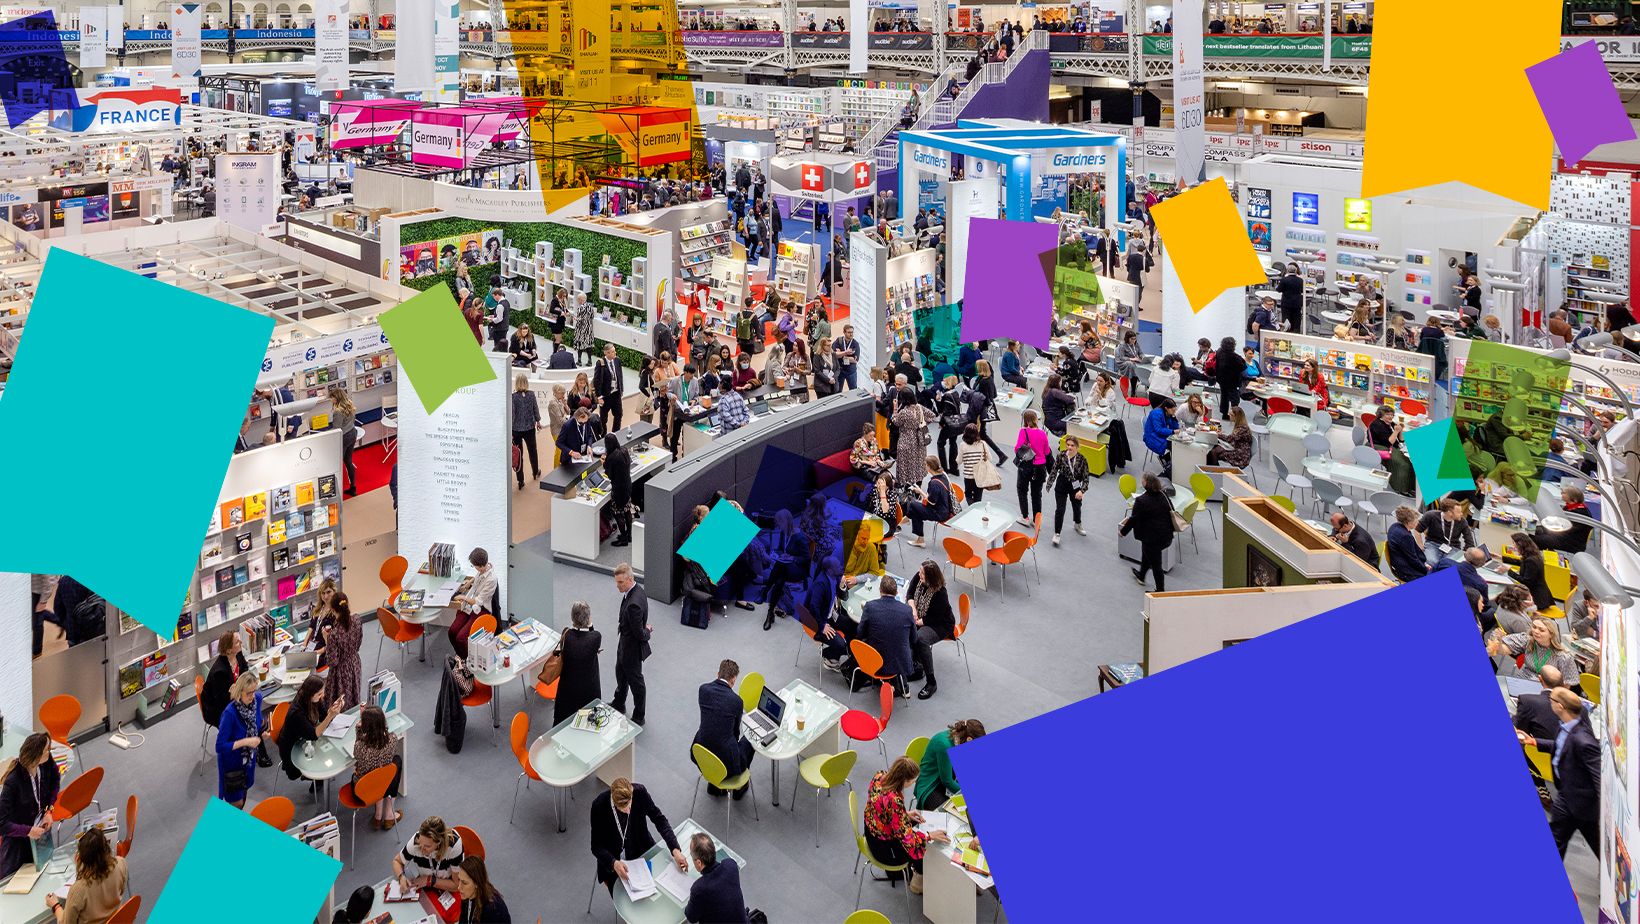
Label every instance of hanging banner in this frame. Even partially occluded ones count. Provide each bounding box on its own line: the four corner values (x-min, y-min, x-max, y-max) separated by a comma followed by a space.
78, 6, 106, 67
570, 0, 610, 101
214, 152, 280, 232
849, 0, 868, 72
329, 99, 423, 148
170, 3, 202, 82
432, 0, 460, 102
1172, 0, 1205, 187
106, 5, 122, 55
314, 0, 348, 91
394, 0, 434, 91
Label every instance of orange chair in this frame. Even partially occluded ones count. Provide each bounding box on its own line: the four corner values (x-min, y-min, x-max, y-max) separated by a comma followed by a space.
249, 795, 295, 832
106, 895, 141, 924
471, 614, 498, 638
986, 535, 1034, 598
337, 765, 397, 868
375, 607, 424, 674
462, 679, 493, 712
532, 676, 559, 704
51, 766, 103, 824
793, 602, 825, 686
116, 794, 137, 858
839, 682, 894, 765
1002, 511, 1043, 581
455, 825, 485, 860
380, 555, 409, 608
40, 694, 81, 765
195, 675, 213, 758
929, 485, 966, 546
847, 639, 900, 700
267, 702, 290, 795
509, 712, 547, 825
942, 536, 983, 588
954, 593, 973, 682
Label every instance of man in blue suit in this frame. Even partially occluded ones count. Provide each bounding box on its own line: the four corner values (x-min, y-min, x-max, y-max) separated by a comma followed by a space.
692, 660, 754, 800
683, 833, 750, 924
1433, 546, 1490, 599
857, 575, 916, 697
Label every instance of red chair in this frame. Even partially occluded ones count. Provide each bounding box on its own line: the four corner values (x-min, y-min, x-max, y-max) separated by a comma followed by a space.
1266, 397, 1295, 416
106, 895, 141, 924
375, 607, 424, 673
1399, 399, 1427, 416
454, 825, 485, 860
116, 795, 137, 858
337, 765, 397, 868
1120, 378, 1150, 416
840, 682, 895, 765
51, 767, 103, 824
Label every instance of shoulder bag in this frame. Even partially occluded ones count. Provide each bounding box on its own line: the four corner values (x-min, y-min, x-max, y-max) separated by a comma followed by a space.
1170, 509, 1188, 533
536, 629, 571, 686
446, 654, 474, 696
972, 455, 1003, 491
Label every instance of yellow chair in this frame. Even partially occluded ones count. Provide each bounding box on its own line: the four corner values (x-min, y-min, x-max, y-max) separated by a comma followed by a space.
1188, 472, 1218, 537
1118, 473, 1138, 501
845, 912, 892, 924
1523, 743, 1553, 784
793, 749, 858, 846
904, 736, 930, 765
1545, 559, 1574, 603
738, 671, 766, 714
1174, 500, 1206, 554
1582, 672, 1602, 706
850, 789, 913, 920
689, 744, 758, 834
1270, 495, 1297, 513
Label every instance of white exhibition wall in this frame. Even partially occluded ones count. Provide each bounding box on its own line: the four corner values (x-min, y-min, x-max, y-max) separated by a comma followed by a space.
0, 572, 30, 726
1160, 251, 1243, 359
1143, 582, 1388, 674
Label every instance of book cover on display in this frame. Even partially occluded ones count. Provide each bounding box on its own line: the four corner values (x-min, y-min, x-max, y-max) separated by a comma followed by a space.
270, 604, 291, 629
248, 557, 267, 581
316, 534, 335, 558
219, 499, 245, 529
326, 504, 339, 528
201, 537, 223, 564
232, 565, 248, 586
235, 533, 253, 554
243, 492, 268, 521
277, 576, 297, 600
294, 600, 313, 625
295, 481, 317, 506
318, 474, 338, 501
295, 568, 315, 595
117, 661, 142, 698
271, 484, 295, 515
268, 518, 288, 544
297, 540, 316, 564
287, 511, 306, 538
320, 559, 340, 583
215, 567, 235, 592
272, 547, 290, 571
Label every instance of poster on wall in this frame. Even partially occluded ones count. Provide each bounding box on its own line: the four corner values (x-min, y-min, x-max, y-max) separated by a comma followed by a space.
10, 202, 43, 232
111, 191, 139, 218
170, 3, 202, 82
1246, 186, 1271, 219
1247, 219, 1271, 253
1343, 197, 1373, 231
314, 0, 349, 91
1292, 192, 1319, 225
78, 6, 107, 68
214, 153, 280, 232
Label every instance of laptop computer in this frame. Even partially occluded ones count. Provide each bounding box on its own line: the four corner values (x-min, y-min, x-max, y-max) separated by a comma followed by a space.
283, 649, 319, 671
741, 688, 787, 746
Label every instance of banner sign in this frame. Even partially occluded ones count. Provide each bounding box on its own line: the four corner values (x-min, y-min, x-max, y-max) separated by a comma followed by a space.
214, 152, 280, 232
849, 0, 867, 71
261, 324, 387, 378
867, 32, 934, 50
393, 0, 433, 91
78, 6, 105, 67
409, 107, 509, 168
432, 0, 460, 102
571, 0, 611, 101
49, 87, 181, 133
170, 3, 202, 81
1143, 34, 1371, 58
329, 99, 423, 148
314, 0, 349, 91
1172, 0, 1205, 186
793, 32, 850, 49
682, 30, 784, 47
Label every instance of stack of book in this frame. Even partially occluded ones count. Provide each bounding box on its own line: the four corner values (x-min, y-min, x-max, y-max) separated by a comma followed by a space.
367, 671, 402, 716
468, 630, 499, 673
292, 813, 341, 859
426, 543, 457, 578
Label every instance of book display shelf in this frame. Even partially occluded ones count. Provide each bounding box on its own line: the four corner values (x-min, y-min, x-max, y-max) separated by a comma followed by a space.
249, 343, 397, 444
679, 218, 734, 283
1449, 339, 1640, 438
773, 240, 818, 305
1257, 331, 1436, 415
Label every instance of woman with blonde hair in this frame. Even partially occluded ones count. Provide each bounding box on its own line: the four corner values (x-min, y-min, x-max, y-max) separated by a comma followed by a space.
1487, 617, 1579, 683
310, 577, 339, 666
394, 816, 465, 895
511, 372, 543, 489
215, 672, 265, 807
569, 371, 597, 413
328, 385, 358, 496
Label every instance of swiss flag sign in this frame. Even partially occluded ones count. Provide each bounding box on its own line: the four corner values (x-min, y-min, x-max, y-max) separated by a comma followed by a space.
799, 163, 825, 192
851, 161, 874, 190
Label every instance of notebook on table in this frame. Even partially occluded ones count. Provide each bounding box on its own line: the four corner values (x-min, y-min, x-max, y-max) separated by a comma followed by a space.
741, 687, 786, 745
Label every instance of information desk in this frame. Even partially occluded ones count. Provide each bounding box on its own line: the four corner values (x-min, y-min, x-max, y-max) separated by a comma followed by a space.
540, 422, 662, 495
612, 818, 746, 924
469, 618, 558, 729
551, 444, 673, 567
398, 564, 466, 663
527, 701, 642, 833
748, 678, 846, 810
681, 388, 804, 457
290, 705, 416, 806
922, 795, 996, 924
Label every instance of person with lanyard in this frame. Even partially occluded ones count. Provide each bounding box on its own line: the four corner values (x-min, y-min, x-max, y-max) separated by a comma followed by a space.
454, 856, 511, 923
590, 778, 685, 896
1416, 498, 1474, 557
667, 365, 702, 456
216, 673, 266, 808
594, 343, 625, 433
1516, 689, 1600, 858
484, 289, 511, 353
557, 406, 602, 464
1488, 617, 1580, 683
832, 324, 861, 389
0, 732, 60, 879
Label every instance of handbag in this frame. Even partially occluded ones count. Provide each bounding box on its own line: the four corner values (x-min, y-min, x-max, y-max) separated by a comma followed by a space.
447, 654, 474, 696
1171, 510, 1188, 533
536, 629, 570, 686
973, 456, 1003, 491
1013, 443, 1036, 466
223, 768, 248, 792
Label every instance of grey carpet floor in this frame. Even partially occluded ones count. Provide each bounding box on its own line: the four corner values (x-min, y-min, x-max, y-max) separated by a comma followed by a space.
79, 410, 1598, 923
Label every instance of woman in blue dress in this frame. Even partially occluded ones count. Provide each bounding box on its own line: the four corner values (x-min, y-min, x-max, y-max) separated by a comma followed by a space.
216, 673, 266, 808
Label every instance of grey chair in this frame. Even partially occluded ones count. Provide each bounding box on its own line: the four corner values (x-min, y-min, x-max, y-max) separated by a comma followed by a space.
1248, 411, 1272, 460
1311, 412, 1333, 434
1271, 454, 1312, 505
1352, 444, 1387, 468
1301, 432, 1331, 458
1311, 478, 1353, 519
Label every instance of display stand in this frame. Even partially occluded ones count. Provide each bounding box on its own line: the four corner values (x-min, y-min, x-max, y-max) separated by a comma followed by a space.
1563, 256, 1622, 333
289, 812, 341, 921
1448, 339, 1640, 434
1257, 331, 1435, 417
679, 217, 734, 284
884, 247, 938, 357
772, 240, 818, 306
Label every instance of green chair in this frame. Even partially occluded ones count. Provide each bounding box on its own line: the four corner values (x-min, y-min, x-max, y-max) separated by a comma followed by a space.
690, 744, 758, 834
738, 671, 765, 713
792, 749, 858, 846
1119, 473, 1138, 501
1173, 500, 1205, 554
1270, 494, 1297, 513
844, 911, 892, 924
850, 789, 913, 920
1187, 472, 1219, 537
904, 736, 930, 765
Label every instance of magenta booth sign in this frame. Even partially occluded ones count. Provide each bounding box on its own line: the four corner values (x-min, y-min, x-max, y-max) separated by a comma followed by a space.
410, 107, 513, 168
329, 99, 423, 149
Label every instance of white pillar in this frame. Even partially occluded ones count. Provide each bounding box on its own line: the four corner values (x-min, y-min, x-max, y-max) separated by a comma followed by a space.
1160, 250, 1242, 359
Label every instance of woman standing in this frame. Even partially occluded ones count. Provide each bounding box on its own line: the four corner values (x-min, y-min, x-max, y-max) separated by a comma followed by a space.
573, 293, 596, 364
1146, 354, 1181, 406
892, 387, 937, 489
329, 386, 358, 496
863, 757, 951, 894
568, 372, 598, 414
970, 359, 1007, 463
605, 434, 634, 548
43, 828, 127, 924
1211, 337, 1246, 418
0, 733, 59, 879
1510, 532, 1557, 612
1297, 357, 1330, 409
216, 673, 265, 808
763, 342, 788, 388
351, 704, 402, 830
324, 592, 363, 711
1206, 408, 1254, 469
906, 560, 955, 700
462, 292, 484, 346
277, 675, 344, 788
546, 385, 570, 451
552, 602, 604, 726
455, 856, 511, 923
956, 425, 992, 503
1048, 435, 1090, 546
1120, 472, 1175, 591
811, 338, 840, 398
511, 373, 543, 489
652, 352, 680, 396
309, 579, 338, 668
1013, 409, 1051, 525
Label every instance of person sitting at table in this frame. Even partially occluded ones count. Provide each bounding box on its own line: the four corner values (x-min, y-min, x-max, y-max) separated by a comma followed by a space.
1000, 340, 1028, 389
858, 575, 916, 696
1296, 358, 1329, 409
1328, 512, 1379, 568
1492, 584, 1538, 637
1241, 346, 1262, 381
758, 509, 811, 629
801, 559, 856, 666
454, 856, 510, 923
449, 548, 498, 659
278, 674, 344, 791
850, 423, 889, 481
915, 719, 987, 810
1054, 345, 1086, 393
693, 660, 755, 799
1386, 506, 1431, 584
1367, 403, 1402, 460
42, 826, 127, 924
906, 559, 955, 700
1142, 398, 1180, 480
1206, 408, 1253, 470
863, 757, 952, 892
394, 817, 465, 896
1146, 354, 1181, 406
508, 324, 540, 368
730, 352, 758, 392
352, 704, 403, 830
1041, 373, 1077, 437
684, 832, 749, 924
1433, 547, 1491, 599
1176, 392, 1211, 428
1487, 617, 1580, 684
903, 458, 954, 549
590, 777, 684, 897
0, 732, 59, 880
1510, 532, 1557, 612
1416, 499, 1475, 553
556, 406, 603, 463
1534, 484, 1593, 554
203, 628, 273, 768
216, 673, 266, 809
1567, 587, 1601, 640
864, 468, 899, 535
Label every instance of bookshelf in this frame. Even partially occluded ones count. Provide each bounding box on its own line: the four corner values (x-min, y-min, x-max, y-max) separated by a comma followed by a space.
678, 218, 734, 283
883, 248, 938, 355
1563, 256, 1622, 329
249, 344, 397, 445
773, 240, 818, 305
1257, 331, 1436, 415
1449, 338, 1639, 437
105, 432, 346, 729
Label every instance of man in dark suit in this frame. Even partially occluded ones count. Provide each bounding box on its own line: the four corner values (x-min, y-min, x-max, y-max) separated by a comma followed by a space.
1513, 665, 1567, 741
1278, 262, 1305, 332
1522, 688, 1600, 857
857, 575, 916, 696
683, 833, 750, 924
1385, 506, 1431, 584
594, 342, 625, 432
1328, 513, 1379, 568
610, 564, 651, 726
547, 339, 576, 369
1433, 547, 1490, 599
692, 660, 753, 799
